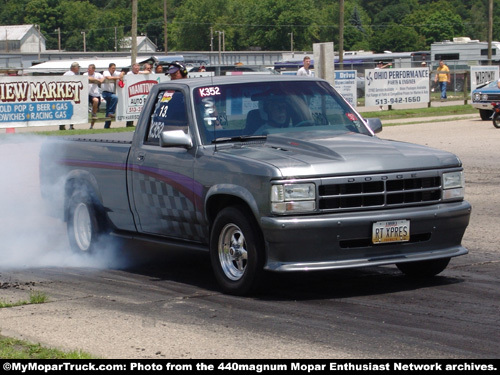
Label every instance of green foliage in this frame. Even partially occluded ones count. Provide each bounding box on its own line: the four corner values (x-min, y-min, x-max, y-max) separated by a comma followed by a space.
0, 0, 496, 52
0, 335, 94, 359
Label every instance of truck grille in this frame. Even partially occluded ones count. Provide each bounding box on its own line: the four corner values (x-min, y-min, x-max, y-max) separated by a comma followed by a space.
318, 173, 442, 211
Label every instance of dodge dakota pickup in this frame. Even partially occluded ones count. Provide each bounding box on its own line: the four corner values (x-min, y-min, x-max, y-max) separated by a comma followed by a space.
40, 75, 471, 295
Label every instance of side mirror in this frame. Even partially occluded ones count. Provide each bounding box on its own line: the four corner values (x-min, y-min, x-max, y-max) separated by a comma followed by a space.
159, 130, 193, 149
365, 118, 383, 134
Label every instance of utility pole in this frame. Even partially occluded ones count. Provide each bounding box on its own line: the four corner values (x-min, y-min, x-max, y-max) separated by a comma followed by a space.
216, 30, 222, 64
488, 0, 493, 65
163, 0, 168, 54
210, 27, 214, 52
57, 27, 61, 52
114, 27, 117, 52
288, 32, 294, 58
131, 0, 138, 64
81, 31, 86, 52
338, 0, 344, 70
36, 24, 41, 60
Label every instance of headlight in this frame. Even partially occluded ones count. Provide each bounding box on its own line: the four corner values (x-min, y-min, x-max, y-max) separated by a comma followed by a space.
271, 183, 316, 213
473, 93, 480, 101
442, 171, 464, 200
481, 94, 489, 101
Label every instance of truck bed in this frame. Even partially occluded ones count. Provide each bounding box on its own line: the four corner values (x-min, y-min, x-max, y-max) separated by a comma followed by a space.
61, 131, 134, 144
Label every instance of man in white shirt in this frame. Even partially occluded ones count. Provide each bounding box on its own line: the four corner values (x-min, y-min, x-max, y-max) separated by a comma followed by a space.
102, 63, 124, 128
61, 62, 80, 130
84, 64, 104, 123
297, 56, 312, 76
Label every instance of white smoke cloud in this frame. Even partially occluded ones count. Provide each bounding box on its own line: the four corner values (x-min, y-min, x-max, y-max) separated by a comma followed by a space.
0, 134, 127, 270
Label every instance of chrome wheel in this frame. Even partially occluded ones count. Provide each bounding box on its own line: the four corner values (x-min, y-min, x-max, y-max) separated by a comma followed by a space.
218, 223, 248, 281
73, 202, 92, 252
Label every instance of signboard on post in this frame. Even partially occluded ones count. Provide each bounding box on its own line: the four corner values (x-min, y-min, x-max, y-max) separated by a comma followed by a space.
0, 76, 88, 129
470, 66, 499, 93
364, 68, 430, 107
116, 74, 169, 122
334, 70, 357, 107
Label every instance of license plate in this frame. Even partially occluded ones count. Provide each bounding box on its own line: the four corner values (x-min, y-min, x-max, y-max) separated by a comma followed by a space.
372, 220, 410, 244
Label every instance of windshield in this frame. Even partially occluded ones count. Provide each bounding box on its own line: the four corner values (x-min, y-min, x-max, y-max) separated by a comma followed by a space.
193, 80, 370, 145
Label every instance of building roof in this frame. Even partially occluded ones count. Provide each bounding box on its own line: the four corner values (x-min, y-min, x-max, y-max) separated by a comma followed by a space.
120, 36, 157, 50
0, 25, 39, 41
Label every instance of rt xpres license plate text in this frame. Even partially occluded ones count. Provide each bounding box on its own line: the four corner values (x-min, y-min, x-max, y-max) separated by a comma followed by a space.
372, 220, 410, 244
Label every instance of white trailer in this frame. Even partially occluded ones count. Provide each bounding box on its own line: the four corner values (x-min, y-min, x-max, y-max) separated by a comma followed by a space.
431, 37, 500, 64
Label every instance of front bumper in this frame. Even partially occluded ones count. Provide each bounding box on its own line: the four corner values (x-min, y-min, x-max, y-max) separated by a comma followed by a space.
260, 200, 471, 272
472, 102, 494, 110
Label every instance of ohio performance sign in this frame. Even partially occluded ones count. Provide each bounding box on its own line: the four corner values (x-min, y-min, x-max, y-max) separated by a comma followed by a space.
364, 68, 430, 107
0, 76, 88, 128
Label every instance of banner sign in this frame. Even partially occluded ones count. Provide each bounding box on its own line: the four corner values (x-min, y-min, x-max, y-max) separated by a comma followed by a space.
470, 66, 499, 94
364, 68, 430, 107
116, 74, 169, 122
0, 76, 88, 128
334, 70, 357, 107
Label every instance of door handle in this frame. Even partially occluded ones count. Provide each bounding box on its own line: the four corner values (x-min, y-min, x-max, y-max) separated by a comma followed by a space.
137, 152, 145, 162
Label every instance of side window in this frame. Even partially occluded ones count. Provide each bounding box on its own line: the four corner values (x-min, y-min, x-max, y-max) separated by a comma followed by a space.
146, 90, 188, 146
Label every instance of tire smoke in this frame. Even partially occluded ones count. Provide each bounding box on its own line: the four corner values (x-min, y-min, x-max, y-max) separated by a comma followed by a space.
0, 135, 127, 270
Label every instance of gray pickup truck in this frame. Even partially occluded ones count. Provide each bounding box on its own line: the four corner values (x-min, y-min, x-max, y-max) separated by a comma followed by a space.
40, 75, 471, 295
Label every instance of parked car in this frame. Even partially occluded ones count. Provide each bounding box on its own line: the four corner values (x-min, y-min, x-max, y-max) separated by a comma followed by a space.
472, 80, 500, 120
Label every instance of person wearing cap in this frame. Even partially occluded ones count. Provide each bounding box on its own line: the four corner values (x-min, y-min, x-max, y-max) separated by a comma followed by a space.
61, 62, 81, 130
167, 62, 188, 80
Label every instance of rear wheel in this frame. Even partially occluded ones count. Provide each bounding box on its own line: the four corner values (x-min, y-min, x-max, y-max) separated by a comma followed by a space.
210, 206, 264, 295
396, 258, 450, 278
67, 189, 106, 254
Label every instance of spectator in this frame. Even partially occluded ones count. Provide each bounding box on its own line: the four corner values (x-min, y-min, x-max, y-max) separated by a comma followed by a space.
297, 56, 312, 76
434, 60, 451, 101
84, 64, 104, 125
155, 65, 164, 74
167, 61, 188, 80
101, 63, 123, 129
61, 62, 80, 130
141, 63, 152, 74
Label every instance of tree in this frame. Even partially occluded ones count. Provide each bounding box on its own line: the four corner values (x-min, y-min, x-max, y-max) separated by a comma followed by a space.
370, 23, 426, 52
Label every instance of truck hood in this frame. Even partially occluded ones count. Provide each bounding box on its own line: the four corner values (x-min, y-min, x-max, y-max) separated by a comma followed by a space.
216, 131, 461, 177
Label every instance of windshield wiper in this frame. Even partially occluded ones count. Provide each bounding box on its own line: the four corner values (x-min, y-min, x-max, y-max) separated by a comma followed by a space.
212, 135, 267, 144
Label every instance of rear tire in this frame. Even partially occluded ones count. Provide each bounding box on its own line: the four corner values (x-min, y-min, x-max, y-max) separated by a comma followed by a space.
396, 258, 450, 278
67, 189, 106, 254
210, 206, 264, 295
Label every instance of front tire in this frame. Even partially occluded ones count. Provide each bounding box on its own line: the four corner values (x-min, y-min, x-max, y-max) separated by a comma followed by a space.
396, 257, 451, 278
493, 113, 500, 128
210, 206, 264, 295
67, 189, 106, 254
480, 109, 493, 121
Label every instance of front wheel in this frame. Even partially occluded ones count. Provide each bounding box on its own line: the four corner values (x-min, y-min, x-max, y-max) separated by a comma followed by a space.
396, 257, 450, 278
480, 109, 493, 121
210, 206, 264, 295
493, 112, 500, 128
67, 189, 107, 254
